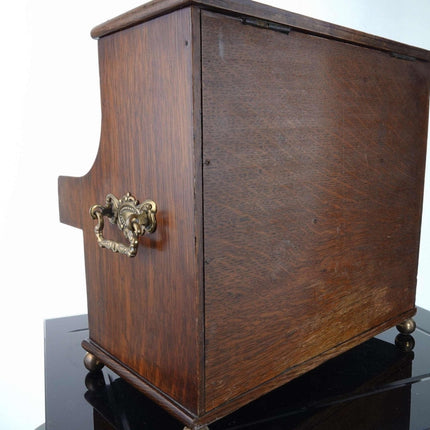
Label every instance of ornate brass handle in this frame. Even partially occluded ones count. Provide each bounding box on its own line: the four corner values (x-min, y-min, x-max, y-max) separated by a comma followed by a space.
90, 193, 157, 257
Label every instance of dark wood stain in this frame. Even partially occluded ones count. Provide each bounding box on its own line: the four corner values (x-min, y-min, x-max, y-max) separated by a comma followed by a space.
190, 6, 206, 414
58, 2, 430, 428
83, 308, 415, 428
82, 339, 200, 426
60, 8, 202, 413
201, 10, 429, 411
90, 0, 430, 63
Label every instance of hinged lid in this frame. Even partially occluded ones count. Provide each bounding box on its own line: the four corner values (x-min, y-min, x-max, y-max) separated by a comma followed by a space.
91, 0, 430, 62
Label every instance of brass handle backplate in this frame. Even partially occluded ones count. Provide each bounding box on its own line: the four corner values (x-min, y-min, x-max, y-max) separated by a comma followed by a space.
90, 193, 157, 257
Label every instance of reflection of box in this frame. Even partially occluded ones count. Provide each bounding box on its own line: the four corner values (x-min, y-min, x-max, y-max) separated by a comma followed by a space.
58, 0, 430, 428
83, 337, 413, 430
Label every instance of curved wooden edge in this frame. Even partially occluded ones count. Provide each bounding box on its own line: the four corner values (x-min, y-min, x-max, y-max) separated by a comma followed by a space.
82, 307, 416, 428
82, 338, 199, 428
90, 0, 430, 62
91, 0, 190, 39
58, 175, 85, 229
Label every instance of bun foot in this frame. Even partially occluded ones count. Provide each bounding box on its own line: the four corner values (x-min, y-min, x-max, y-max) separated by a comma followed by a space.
395, 334, 415, 352
84, 352, 104, 372
84, 370, 105, 391
396, 317, 416, 335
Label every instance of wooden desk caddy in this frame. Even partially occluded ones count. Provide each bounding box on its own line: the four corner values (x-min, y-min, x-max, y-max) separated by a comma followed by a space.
58, 1, 430, 428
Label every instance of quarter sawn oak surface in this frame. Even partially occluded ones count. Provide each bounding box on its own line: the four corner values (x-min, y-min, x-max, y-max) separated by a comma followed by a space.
61, 8, 203, 414
201, 10, 428, 410
58, 1, 430, 428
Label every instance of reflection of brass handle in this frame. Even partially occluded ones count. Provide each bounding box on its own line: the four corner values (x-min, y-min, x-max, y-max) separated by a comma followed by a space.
90, 193, 157, 257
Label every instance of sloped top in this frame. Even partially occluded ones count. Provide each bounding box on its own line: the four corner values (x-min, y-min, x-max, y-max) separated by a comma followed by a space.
91, 0, 430, 62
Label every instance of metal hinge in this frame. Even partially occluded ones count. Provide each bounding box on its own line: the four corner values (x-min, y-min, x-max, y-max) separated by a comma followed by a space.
242, 17, 291, 35
390, 52, 417, 62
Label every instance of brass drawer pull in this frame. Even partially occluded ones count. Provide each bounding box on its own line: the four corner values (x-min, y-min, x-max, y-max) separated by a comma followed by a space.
90, 193, 157, 257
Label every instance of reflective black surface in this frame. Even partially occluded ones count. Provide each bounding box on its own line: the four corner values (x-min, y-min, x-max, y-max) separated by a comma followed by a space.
44, 309, 430, 430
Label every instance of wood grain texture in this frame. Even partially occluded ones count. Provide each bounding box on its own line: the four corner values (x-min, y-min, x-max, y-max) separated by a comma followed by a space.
196, 308, 416, 427
84, 308, 414, 429
82, 339, 198, 427
58, 3, 430, 428
190, 6, 206, 415
90, 0, 430, 63
201, 11, 429, 411
60, 8, 202, 413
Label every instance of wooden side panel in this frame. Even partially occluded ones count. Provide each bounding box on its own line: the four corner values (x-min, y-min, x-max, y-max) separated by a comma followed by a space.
202, 11, 429, 410
59, 8, 201, 413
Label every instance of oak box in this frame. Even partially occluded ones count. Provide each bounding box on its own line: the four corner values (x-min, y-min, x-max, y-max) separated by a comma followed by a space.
58, 0, 430, 428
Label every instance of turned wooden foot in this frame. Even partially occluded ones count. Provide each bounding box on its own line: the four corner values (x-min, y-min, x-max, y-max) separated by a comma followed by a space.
396, 317, 416, 334
83, 352, 104, 372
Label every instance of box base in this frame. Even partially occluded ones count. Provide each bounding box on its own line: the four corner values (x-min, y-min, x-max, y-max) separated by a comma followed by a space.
82, 308, 416, 429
